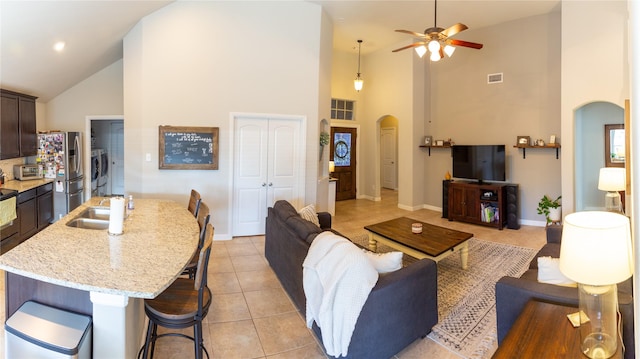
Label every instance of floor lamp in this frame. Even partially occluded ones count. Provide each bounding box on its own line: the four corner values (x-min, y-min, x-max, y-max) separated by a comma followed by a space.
598, 167, 626, 213
559, 211, 633, 359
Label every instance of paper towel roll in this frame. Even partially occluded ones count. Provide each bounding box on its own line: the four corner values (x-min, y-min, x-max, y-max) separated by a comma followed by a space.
109, 197, 125, 235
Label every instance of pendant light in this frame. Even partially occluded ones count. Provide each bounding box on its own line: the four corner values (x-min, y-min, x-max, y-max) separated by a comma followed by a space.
354, 40, 363, 92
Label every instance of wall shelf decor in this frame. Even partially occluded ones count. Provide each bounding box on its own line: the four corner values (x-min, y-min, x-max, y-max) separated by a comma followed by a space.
513, 144, 561, 159
159, 126, 219, 169
419, 140, 452, 156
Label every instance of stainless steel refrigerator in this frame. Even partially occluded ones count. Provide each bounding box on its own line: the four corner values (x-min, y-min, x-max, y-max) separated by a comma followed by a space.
37, 132, 84, 222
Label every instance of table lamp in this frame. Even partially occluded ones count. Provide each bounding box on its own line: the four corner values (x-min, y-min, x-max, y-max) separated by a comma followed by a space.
559, 211, 633, 359
329, 161, 335, 175
598, 168, 626, 212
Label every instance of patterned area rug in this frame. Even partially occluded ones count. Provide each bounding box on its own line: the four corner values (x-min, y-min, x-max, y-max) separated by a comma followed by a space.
350, 234, 537, 359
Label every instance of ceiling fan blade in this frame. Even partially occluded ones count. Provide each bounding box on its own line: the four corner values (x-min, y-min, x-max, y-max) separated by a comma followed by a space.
441, 23, 468, 38
449, 39, 483, 49
395, 29, 427, 38
392, 42, 427, 52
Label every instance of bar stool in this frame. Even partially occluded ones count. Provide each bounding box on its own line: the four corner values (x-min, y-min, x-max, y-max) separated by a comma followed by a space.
188, 189, 202, 218
183, 202, 210, 279
139, 223, 214, 359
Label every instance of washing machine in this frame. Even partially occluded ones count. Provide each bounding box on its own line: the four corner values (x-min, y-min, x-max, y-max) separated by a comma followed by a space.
97, 150, 109, 196
90, 149, 101, 197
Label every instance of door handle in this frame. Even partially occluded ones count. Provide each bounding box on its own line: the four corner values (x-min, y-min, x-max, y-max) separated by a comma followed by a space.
268, 183, 273, 187
261, 183, 266, 187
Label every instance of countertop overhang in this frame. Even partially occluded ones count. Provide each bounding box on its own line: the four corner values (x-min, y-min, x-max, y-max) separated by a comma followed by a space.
0, 197, 199, 298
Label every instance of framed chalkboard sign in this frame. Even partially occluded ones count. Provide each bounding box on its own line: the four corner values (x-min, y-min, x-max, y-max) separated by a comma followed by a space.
159, 126, 219, 170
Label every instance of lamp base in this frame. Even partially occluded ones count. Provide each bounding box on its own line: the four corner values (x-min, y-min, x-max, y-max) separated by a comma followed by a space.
604, 192, 623, 213
579, 284, 618, 359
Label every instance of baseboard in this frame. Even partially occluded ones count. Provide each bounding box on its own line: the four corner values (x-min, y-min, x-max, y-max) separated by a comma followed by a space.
423, 204, 442, 212
519, 219, 547, 227
357, 194, 380, 201
398, 203, 424, 211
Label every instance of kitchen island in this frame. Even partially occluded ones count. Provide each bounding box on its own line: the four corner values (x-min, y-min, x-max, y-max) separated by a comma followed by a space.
0, 197, 199, 358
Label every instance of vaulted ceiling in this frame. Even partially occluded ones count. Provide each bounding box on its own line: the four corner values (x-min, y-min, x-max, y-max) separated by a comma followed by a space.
0, 0, 560, 102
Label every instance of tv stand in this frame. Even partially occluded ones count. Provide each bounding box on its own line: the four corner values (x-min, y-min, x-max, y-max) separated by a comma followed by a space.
448, 181, 516, 230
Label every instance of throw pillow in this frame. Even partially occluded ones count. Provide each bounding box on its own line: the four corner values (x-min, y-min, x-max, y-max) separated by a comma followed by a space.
537, 256, 577, 287
362, 250, 403, 274
298, 204, 320, 227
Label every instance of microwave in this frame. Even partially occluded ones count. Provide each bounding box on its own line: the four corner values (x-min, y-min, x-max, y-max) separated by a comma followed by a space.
14, 164, 42, 181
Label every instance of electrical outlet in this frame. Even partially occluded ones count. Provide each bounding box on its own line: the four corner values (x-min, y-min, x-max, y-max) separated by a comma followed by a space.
145, 153, 151, 162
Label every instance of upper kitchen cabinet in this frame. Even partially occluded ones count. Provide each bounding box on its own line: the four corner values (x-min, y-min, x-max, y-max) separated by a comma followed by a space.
1, 89, 38, 159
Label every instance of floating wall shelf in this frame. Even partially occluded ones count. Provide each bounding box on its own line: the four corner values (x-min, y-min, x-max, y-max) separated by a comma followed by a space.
419, 144, 452, 156
513, 144, 561, 159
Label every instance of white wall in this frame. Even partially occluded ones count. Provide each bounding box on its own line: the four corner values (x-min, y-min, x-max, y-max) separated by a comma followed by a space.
561, 0, 629, 215
45, 60, 124, 131
123, 1, 329, 238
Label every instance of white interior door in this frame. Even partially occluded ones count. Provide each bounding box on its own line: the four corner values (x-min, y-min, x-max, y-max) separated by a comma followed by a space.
381, 127, 397, 189
110, 122, 125, 195
233, 115, 303, 236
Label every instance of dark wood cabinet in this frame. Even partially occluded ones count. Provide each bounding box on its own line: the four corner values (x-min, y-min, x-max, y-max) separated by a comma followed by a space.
17, 189, 38, 240
36, 183, 53, 230
0, 89, 38, 159
448, 181, 508, 230
7, 183, 54, 252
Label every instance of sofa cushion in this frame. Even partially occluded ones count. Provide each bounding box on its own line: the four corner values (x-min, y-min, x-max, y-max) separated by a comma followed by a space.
529, 243, 561, 269
537, 256, 577, 287
298, 204, 320, 227
274, 200, 299, 222
286, 215, 322, 244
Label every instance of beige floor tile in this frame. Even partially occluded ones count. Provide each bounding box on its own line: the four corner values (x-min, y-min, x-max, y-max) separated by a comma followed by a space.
244, 288, 296, 319
208, 292, 251, 323
266, 342, 327, 359
208, 271, 242, 294
226, 242, 260, 257
253, 311, 316, 356
231, 254, 269, 272
209, 255, 234, 273
208, 319, 265, 358
236, 269, 282, 292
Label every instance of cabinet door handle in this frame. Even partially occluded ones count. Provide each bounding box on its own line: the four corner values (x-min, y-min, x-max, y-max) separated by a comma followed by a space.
268, 182, 273, 187
261, 183, 266, 187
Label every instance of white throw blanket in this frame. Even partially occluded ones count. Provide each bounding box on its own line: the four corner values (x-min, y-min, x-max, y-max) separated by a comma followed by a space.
303, 231, 378, 357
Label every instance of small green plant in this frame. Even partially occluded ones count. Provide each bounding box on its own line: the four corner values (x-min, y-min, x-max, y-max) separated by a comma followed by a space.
320, 132, 330, 146
537, 195, 562, 224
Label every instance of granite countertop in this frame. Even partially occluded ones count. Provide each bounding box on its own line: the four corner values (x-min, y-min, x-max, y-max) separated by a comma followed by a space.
2, 178, 54, 192
0, 197, 199, 298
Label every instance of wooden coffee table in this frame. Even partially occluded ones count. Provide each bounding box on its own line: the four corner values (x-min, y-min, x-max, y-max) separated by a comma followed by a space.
364, 217, 474, 269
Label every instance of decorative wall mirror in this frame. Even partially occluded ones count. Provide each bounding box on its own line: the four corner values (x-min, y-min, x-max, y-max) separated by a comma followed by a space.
604, 124, 625, 167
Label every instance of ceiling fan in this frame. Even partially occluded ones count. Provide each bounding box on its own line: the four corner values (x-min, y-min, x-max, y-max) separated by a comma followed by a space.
392, 0, 483, 61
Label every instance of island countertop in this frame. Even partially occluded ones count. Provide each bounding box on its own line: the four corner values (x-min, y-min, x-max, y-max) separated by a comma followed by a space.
0, 197, 199, 299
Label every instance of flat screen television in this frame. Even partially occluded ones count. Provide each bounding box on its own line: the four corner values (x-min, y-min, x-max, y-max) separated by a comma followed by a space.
451, 145, 506, 183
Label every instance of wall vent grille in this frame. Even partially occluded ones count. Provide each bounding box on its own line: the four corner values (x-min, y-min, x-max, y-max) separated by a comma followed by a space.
487, 73, 503, 84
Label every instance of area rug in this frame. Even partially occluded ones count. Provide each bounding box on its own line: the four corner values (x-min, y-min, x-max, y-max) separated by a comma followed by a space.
350, 233, 537, 359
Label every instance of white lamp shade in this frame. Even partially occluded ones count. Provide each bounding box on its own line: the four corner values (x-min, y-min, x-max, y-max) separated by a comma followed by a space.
329, 161, 335, 173
354, 77, 363, 91
444, 44, 456, 57
415, 45, 427, 58
559, 211, 633, 285
598, 167, 626, 191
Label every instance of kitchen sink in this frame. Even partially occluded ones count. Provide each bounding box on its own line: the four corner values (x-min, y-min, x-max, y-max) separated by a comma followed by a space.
76, 206, 111, 220
66, 218, 110, 230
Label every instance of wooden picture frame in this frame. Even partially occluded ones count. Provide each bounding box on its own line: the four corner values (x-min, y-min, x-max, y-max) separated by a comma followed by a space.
517, 136, 530, 147
424, 136, 433, 146
159, 126, 219, 170
604, 124, 624, 168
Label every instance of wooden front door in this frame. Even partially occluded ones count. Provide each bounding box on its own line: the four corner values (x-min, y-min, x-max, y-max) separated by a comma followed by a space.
331, 127, 357, 201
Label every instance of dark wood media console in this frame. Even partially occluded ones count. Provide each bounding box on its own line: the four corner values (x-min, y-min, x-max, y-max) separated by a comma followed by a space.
448, 181, 518, 230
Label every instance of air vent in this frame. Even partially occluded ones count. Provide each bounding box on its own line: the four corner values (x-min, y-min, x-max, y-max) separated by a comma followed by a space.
487, 73, 503, 84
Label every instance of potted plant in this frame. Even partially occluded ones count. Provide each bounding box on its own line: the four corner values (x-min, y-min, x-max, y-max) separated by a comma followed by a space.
537, 195, 562, 224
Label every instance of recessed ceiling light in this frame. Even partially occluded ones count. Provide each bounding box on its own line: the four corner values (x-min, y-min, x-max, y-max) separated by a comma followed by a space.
53, 41, 65, 52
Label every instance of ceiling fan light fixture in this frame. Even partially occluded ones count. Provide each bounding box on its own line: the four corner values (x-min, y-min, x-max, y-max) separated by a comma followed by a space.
430, 51, 441, 62
415, 45, 427, 58
444, 44, 456, 57
354, 39, 363, 92
428, 39, 440, 53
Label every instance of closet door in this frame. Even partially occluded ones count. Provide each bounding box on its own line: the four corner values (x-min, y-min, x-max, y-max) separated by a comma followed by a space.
233, 116, 302, 236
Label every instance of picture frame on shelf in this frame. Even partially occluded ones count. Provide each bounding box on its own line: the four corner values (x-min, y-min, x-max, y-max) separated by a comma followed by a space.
424, 136, 433, 146
549, 135, 556, 144
517, 136, 530, 146
435, 140, 444, 146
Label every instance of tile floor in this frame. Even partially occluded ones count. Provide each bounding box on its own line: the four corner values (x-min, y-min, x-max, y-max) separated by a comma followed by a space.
0, 189, 546, 358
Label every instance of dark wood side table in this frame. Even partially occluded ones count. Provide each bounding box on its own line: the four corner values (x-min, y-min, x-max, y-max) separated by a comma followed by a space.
492, 300, 623, 359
